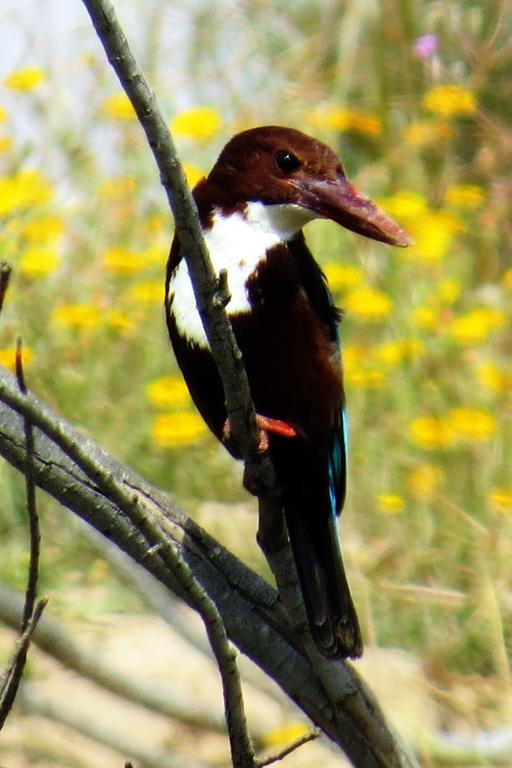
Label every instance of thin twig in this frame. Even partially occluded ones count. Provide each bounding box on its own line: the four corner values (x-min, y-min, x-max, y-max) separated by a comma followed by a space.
0, 337, 46, 731
256, 728, 320, 767
80, 522, 289, 721
0, 261, 12, 314
0, 598, 47, 729
159, 533, 256, 768
0, 598, 47, 702
15, 338, 40, 628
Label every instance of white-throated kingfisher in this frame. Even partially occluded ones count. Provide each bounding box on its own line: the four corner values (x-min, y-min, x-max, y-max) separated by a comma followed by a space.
165, 126, 411, 658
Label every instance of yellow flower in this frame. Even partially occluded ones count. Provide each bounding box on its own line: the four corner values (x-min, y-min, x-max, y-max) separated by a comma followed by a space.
407, 464, 443, 499
5, 66, 46, 92
140, 243, 166, 267
100, 93, 136, 121
348, 112, 382, 136
0, 136, 13, 153
343, 345, 385, 389
503, 269, 512, 292
488, 489, 512, 514
0, 107, 7, 123
17, 171, 53, 206
105, 309, 135, 334
423, 84, 477, 118
183, 163, 205, 188
344, 286, 392, 323
0, 170, 52, 215
476, 362, 511, 392
103, 247, 144, 276
52, 304, 101, 329
444, 184, 484, 209
449, 308, 506, 345
377, 493, 405, 514
409, 417, 455, 450
374, 339, 424, 367
434, 279, 461, 306
170, 106, 222, 141
324, 263, 363, 293
22, 216, 64, 243
411, 306, 439, 332
447, 407, 496, 442
0, 346, 33, 372
146, 376, 191, 409
378, 191, 427, 221
125, 280, 162, 304
262, 723, 311, 749
98, 176, 136, 200
143, 214, 166, 235
403, 120, 452, 146
19, 247, 59, 278
407, 212, 461, 264
343, 344, 367, 370
345, 368, 386, 390
151, 411, 208, 448
310, 106, 381, 136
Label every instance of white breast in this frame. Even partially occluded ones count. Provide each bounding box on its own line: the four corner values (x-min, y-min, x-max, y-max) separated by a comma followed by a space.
167, 201, 316, 348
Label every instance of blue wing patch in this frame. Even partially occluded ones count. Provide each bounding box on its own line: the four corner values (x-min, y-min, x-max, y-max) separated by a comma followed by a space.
290, 233, 348, 519
328, 404, 348, 518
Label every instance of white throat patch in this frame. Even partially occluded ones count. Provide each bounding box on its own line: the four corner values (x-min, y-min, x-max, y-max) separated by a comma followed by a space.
167, 201, 316, 348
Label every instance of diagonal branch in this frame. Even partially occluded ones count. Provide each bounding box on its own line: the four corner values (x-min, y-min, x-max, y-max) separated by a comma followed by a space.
77, 0, 360, 718
0, 368, 418, 768
78, 4, 366, 763
81, 0, 275, 494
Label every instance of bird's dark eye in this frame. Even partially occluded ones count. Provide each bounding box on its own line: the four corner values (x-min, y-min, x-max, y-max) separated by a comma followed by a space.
275, 150, 301, 174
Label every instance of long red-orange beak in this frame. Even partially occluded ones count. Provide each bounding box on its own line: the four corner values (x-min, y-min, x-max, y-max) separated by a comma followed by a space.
296, 175, 413, 247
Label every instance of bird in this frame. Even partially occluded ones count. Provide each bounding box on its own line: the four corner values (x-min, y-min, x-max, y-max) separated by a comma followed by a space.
165, 126, 411, 658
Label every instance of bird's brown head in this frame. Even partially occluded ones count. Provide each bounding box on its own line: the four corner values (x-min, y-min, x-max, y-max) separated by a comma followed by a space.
201, 125, 412, 247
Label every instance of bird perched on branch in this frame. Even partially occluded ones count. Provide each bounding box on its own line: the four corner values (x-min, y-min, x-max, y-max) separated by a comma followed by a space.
165, 126, 411, 658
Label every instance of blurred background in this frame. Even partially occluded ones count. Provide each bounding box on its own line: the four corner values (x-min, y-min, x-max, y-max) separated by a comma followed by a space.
0, 1, 511, 766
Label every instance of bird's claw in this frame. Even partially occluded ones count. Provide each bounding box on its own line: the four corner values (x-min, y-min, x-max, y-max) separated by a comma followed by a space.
222, 413, 297, 454
254, 414, 297, 442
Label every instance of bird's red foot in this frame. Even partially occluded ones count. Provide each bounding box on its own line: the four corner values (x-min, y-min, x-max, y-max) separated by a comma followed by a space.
222, 414, 297, 453
255, 414, 297, 443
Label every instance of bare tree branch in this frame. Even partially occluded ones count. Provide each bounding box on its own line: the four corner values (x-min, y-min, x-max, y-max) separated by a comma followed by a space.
0, 304, 47, 730
165, 539, 255, 767
81, 523, 290, 714
80, 0, 275, 493
0, 370, 419, 768
1, 350, 255, 765
77, 0, 366, 722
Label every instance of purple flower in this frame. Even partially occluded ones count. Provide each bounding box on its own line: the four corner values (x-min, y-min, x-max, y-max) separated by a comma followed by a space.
414, 34, 438, 59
